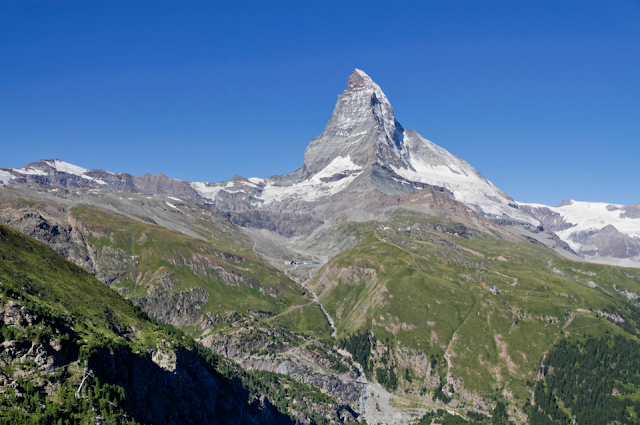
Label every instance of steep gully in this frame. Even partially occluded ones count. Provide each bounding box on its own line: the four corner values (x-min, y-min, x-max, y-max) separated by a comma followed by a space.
285, 263, 338, 339
282, 262, 443, 424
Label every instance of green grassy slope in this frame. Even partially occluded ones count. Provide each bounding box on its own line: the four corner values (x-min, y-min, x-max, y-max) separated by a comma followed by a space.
71, 204, 308, 317
309, 213, 640, 415
0, 195, 328, 341
0, 224, 355, 424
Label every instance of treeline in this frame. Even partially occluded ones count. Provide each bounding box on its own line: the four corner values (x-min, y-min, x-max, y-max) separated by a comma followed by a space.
531, 335, 640, 424
595, 303, 640, 336
0, 292, 143, 424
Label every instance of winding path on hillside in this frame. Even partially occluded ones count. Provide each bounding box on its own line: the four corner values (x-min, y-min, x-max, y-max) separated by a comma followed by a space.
373, 231, 421, 270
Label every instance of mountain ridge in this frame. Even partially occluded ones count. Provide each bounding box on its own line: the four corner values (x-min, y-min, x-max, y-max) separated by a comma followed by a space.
6, 69, 637, 267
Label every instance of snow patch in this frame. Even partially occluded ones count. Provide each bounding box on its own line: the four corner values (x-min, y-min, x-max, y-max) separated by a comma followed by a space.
238, 180, 258, 188
9, 160, 109, 187
190, 182, 224, 200
192, 156, 363, 204
314, 155, 362, 180
0, 171, 12, 184
392, 131, 537, 224
165, 202, 178, 209
45, 160, 89, 176
257, 155, 362, 205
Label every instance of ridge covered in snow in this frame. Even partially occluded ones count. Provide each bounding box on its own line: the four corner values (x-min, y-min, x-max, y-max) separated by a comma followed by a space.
518, 200, 640, 267
44, 159, 91, 176
1, 159, 109, 185
520, 200, 640, 244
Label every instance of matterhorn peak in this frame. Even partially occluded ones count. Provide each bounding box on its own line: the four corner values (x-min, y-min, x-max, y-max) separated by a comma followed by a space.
301, 69, 406, 178
184, 69, 537, 227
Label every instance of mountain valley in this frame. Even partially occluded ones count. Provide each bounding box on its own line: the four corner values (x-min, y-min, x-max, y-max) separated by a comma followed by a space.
1, 70, 640, 424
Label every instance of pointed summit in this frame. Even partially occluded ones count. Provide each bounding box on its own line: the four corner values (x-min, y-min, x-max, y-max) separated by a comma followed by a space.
346, 69, 380, 93
344, 69, 393, 111
301, 69, 407, 179
293, 69, 535, 223
188, 69, 538, 226
346, 69, 370, 91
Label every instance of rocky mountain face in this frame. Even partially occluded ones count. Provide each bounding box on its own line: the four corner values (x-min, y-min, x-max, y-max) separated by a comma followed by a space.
4, 70, 637, 269
621, 203, 640, 219
301, 69, 409, 178
0, 184, 311, 333
569, 224, 640, 259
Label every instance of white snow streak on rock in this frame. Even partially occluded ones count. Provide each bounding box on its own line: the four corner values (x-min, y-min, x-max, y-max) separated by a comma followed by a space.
13, 167, 47, 175
190, 182, 224, 199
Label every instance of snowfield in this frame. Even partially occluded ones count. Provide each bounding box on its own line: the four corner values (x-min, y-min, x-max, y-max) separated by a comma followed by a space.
392, 131, 538, 225
518, 200, 640, 250
258, 155, 363, 205
5, 159, 109, 186
44, 159, 90, 176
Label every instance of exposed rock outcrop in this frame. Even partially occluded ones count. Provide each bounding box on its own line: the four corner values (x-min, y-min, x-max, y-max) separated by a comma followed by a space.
569, 225, 640, 258
621, 203, 640, 219
132, 288, 210, 327
518, 204, 576, 232
0, 207, 95, 274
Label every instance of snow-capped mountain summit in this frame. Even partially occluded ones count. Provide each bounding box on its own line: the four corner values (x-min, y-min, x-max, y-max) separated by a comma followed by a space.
2, 71, 534, 225
192, 69, 536, 224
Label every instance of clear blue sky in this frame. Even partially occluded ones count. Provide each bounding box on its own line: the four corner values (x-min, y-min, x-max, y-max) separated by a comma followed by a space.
1, 1, 639, 206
